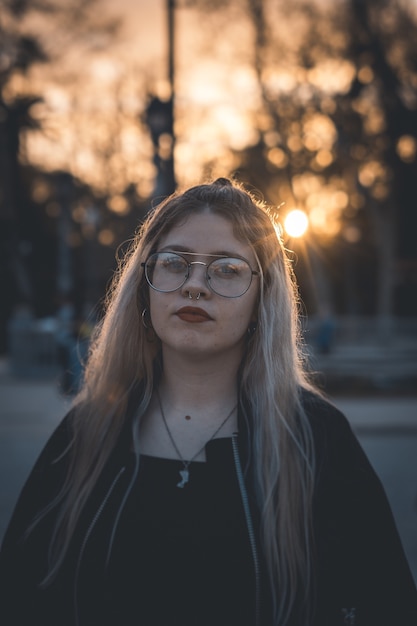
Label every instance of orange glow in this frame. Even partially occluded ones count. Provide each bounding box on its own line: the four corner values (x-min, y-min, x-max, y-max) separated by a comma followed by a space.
303, 113, 337, 149
351, 193, 365, 209
284, 210, 309, 238
287, 135, 303, 152
304, 178, 348, 239
364, 107, 386, 135
332, 190, 349, 209
89, 58, 122, 83
31, 180, 51, 203
309, 205, 341, 238
396, 135, 416, 162
263, 69, 297, 94
309, 206, 327, 230
136, 178, 156, 199
358, 161, 387, 187
72, 206, 87, 223
267, 147, 288, 168
358, 66, 374, 84
264, 131, 281, 147
98, 229, 115, 246
293, 173, 323, 199
343, 226, 362, 243
314, 149, 334, 168
107, 195, 130, 215
6, 0, 414, 201
307, 59, 356, 94
371, 182, 389, 200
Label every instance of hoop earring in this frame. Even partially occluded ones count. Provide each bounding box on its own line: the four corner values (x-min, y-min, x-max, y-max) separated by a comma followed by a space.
141, 308, 158, 343
141, 308, 151, 329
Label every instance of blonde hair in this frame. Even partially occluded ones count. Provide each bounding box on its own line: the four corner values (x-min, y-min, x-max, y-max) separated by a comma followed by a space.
44, 178, 316, 625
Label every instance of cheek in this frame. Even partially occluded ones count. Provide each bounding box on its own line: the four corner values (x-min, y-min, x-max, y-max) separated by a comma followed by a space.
226, 295, 258, 334
241, 288, 259, 324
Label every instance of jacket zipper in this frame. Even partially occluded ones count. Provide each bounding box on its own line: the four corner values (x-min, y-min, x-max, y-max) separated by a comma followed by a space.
232, 433, 261, 626
74, 466, 126, 626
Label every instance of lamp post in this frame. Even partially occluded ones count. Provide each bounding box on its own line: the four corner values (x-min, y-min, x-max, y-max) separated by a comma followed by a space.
146, 0, 176, 198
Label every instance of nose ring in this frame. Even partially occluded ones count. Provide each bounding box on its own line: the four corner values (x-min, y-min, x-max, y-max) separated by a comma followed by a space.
188, 292, 201, 300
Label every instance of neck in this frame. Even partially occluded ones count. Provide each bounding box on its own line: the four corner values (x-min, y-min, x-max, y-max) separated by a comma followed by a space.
158, 350, 240, 412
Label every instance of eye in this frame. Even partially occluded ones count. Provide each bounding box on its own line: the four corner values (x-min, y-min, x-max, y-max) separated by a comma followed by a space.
160, 254, 187, 273
211, 258, 244, 278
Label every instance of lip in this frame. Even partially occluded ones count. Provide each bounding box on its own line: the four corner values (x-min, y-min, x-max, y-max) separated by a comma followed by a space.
175, 306, 213, 323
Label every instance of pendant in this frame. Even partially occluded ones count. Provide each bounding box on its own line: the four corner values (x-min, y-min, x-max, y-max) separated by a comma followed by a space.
177, 468, 189, 488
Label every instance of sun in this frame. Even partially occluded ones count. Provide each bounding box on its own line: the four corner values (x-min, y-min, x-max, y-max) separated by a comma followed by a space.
284, 210, 309, 238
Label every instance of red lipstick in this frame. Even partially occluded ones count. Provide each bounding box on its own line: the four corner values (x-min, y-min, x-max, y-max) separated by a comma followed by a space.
176, 306, 213, 323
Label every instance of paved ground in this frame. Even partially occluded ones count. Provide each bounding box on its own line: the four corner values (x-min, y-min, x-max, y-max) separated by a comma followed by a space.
1, 365, 416, 585
335, 395, 417, 585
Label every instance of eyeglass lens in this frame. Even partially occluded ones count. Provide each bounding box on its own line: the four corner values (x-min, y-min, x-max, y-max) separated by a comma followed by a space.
145, 252, 254, 297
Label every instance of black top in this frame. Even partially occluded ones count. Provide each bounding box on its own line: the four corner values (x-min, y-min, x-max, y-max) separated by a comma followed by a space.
1, 390, 417, 626
106, 439, 255, 626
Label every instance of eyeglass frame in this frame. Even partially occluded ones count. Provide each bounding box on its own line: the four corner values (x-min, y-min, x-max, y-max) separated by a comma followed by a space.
141, 250, 260, 298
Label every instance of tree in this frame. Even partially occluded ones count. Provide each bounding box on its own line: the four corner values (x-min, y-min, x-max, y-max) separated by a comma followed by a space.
0, 0, 122, 350
332, 0, 417, 332
184, 0, 417, 326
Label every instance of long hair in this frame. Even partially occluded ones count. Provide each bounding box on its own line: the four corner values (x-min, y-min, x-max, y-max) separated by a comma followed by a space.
44, 178, 316, 625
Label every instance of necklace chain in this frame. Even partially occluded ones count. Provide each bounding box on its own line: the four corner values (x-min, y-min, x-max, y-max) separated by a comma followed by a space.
156, 391, 237, 488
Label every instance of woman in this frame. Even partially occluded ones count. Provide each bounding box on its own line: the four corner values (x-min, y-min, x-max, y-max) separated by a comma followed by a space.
0, 178, 416, 626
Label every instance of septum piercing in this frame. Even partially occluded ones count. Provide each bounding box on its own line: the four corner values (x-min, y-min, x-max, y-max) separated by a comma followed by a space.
188, 292, 201, 300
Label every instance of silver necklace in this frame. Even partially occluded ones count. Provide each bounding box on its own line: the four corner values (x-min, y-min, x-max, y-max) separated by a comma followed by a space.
156, 391, 237, 488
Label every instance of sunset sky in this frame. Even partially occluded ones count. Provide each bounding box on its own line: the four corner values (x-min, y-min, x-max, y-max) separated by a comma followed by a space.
3, 0, 417, 321
6, 0, 416, 240
10, 0, 354, 194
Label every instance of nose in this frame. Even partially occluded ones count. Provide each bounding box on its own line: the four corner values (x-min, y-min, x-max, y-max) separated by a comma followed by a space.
181, 261, 209, 298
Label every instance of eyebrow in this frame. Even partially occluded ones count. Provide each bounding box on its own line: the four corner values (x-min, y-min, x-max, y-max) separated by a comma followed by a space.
158, 245, 239, 258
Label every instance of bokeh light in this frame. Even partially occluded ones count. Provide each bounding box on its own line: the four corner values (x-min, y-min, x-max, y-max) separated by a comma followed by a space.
284, 210, 309, 238
396, 135, 416, 163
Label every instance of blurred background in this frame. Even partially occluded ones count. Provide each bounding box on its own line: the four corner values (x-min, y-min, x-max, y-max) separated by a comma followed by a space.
0, 0, 416, 578
1, 0, 417, 390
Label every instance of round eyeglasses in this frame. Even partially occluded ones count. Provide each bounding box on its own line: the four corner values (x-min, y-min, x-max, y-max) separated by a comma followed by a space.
142, 251, 259, 298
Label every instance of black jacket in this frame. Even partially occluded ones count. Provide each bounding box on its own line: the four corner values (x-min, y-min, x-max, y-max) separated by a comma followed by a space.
0, 391, 416, 626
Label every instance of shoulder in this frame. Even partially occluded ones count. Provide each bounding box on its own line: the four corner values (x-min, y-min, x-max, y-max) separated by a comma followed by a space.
30, 410, 75, 474
299, 393, 417, 622
299, 387, 353, 444
298, 387, 376, 479
300, 387, 346, 420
